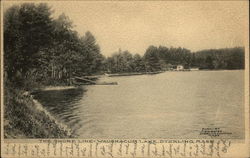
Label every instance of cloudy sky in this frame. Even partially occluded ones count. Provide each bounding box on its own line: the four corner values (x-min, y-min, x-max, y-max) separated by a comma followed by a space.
2, 1, 249, 56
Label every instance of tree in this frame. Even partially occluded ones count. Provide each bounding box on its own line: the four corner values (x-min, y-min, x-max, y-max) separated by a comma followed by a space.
144, 46, 161, 72
4, 3, 54, 86
133, 54, 146, 72
79, 31, 102, 74
4, 3, 107, 87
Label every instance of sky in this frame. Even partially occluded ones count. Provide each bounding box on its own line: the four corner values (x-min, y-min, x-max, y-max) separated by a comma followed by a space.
2, 1, 249, 56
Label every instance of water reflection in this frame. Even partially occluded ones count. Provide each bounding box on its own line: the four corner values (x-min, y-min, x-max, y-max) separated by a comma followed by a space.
33, 70, 245, 139
33, 88, 85, 135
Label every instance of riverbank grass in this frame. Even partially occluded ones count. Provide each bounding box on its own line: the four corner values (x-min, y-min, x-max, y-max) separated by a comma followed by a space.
4, 87, 74, 138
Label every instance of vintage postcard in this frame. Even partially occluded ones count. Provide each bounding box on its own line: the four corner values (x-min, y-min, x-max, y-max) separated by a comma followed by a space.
1, 0, 249, 157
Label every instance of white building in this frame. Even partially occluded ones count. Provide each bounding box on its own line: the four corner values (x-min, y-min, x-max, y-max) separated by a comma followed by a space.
176, 65, 184, 71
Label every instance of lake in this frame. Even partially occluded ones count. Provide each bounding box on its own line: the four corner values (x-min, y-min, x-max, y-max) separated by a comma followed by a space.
34, 70, 245, 139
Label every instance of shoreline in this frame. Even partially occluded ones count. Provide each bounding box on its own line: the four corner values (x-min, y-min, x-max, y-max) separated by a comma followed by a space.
4, 87, 76, 138
41, 86, 78, 91
32, 98, 73, 136
106, 69, 244, 77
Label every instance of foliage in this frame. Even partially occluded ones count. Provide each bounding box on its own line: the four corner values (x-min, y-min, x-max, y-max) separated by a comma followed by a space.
144, 46, 161, 72
4, 3, 104, 88
106, 46, 244, 73
194, 47, 245, 69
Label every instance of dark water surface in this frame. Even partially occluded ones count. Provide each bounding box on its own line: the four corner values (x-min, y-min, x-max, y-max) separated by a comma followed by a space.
34, 70, 245, 139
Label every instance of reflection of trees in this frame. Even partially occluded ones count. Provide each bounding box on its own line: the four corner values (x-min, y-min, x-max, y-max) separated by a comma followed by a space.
33, 88, 85, 128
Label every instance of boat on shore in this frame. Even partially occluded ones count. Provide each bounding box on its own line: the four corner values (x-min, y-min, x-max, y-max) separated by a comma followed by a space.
73, 76, 118, 85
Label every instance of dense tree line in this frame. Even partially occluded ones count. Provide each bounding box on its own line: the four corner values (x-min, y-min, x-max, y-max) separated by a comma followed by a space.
4, 3, 104, 89
105, 46, 193, 73
193, 47, 245, 69
105, 49, 146, 73
4, 3, 245, 89
106, 46, 244, 73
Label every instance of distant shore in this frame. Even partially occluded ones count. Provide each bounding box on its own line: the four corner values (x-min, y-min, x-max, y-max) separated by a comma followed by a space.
105, 69, 244, 77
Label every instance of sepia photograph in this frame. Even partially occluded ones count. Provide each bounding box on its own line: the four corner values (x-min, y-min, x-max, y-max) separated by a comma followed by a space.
1, 0, 249, 149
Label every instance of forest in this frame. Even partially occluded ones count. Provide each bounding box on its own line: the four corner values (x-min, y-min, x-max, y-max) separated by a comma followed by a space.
106, 46, 244, 73
4, 3, 245, 89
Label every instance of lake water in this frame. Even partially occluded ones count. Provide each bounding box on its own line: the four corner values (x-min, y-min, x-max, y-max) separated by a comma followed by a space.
34, 70, 245, 139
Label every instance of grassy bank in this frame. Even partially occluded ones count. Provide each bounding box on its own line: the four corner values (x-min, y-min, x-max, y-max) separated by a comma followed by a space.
4, 87, 74, 138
